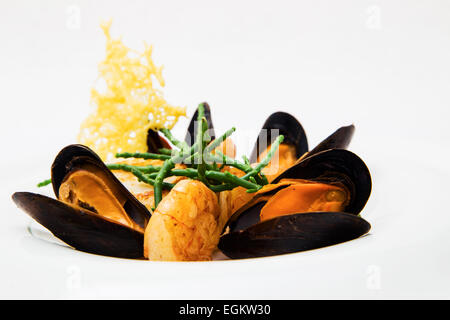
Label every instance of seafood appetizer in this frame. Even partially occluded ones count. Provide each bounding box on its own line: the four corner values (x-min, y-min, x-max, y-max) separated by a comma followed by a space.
12, 23, 372, 261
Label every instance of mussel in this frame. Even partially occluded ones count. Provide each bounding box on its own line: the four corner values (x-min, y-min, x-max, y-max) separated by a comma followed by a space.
13, 192, 145, 258
185, 102, 215, 146
299, 124, 355, 161
148, 102, 216, 153
249, 111, 356, 182
249, 111, 308, 164
12, 144, 151, 259
185, 102, 237, 158
146, 129, 172, 153
219, 212, 371, 259
218, 148, 372, 259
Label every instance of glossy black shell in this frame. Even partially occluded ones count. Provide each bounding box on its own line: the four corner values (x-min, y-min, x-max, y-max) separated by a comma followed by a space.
147, 129, 172, 153
51, 144, 151, 229
184, 102, 215, 146
219, 211, 370, 259
12, 144, 153, 259
12, 192, 144, 259
249, 111, 308, 163
306, 124, 355, 159
219, 148, 372, 259
273, 148, 371, 215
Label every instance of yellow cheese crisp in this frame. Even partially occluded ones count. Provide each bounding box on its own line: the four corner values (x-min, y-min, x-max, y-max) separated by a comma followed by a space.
78, 20, 186, 160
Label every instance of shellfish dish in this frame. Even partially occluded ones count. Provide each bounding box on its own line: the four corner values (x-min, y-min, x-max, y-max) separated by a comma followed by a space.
12, 22, 372, 262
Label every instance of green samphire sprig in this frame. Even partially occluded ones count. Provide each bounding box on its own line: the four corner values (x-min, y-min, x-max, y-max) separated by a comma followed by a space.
37, 103, 284, 211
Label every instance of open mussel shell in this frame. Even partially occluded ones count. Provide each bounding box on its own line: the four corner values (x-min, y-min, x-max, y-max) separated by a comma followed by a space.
12, 192, 144, 259
219, 148, 372, 259
147, 129, 172, 153
249, 111, 308, 163
51, 144, 151, 229
12, 144, 151, 258
304, 124, 355, 160
228, 148, 372, 233
184, 102, 215, 146
272, 148, 371, 215
219, 211, 371, 259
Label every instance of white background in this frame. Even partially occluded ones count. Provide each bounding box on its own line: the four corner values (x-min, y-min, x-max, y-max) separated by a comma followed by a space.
1, 0, 450, 299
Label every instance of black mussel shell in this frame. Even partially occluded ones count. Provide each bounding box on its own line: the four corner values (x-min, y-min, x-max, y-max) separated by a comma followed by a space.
306, 124, 355, 159
219, 211, 371, 259
220, 148, 372, 259
184, 102, 215, 146
12, 192, 144, 259
51, 144, 151, 229
249, 111, 308, 163
227, 149, 371, 234
147, 129, 172, 153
